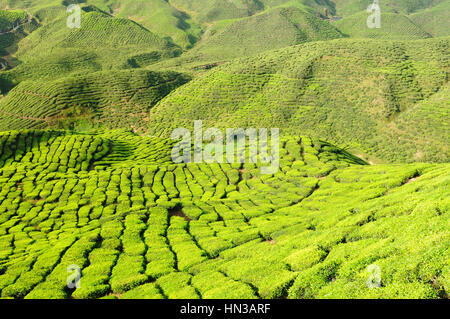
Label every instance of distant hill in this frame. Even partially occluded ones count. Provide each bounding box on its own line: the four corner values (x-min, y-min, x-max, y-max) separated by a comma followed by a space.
331, 0, 448, 16
333, 12, 432, 40
0, 69, 190, 132
77, 0, 203, 49
147, 37, 449, 163
159, 7, 344, 69
2, 0, 447, 52
410, 0, 450, 37
0, 8, 181, 93
15, 9, 176, 60
331, 1, 450, 40
166, 0, 264, 22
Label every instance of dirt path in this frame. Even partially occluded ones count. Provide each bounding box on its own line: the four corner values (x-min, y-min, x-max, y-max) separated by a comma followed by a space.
0, 12, 32, 35
0, 109, 46, 121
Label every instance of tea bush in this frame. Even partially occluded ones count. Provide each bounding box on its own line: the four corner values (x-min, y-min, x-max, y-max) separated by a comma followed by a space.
0, 130, 447, 299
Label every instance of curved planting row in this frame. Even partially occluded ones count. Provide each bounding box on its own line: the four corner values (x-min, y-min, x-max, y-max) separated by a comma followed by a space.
0, 130, 448, 299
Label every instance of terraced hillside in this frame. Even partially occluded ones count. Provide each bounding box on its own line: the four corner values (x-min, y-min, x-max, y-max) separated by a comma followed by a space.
0, 1, 446, 77
154, 7, 344, 69
0, 9, 37, 69
333, 12, 432, 40
330, 0, 448, 16
0, 130, 447, 299
86, 0, 204, 49
148, 38, 450, 163
2, 1, 447, 51
0, 0, 448, 301
409, 1, 450, 37
2, 31, 447, 163
0, 8, 180, 92
0, 69, 190, 132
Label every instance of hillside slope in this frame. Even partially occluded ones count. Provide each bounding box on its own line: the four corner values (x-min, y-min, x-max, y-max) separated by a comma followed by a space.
160, 7, 344, 69
1, 0, 447, 74
330, 0, 448, 16
0, 130, 447, 299
0, 8, 180, 93
68, 0, 204, 49
0, 9, 38, 69
148, 38, 449, 163
3, 0, 446, 52
0, 69, 191, 132
409, 0, 450, 37
0, 0, 448, 302
333, 12, 432, 40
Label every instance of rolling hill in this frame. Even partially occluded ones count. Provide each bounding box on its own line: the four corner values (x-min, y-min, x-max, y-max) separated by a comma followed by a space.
0, 3, 448, 163
330, 0, 448, 16
147, 37, 449, 163
74, 0, 204, 49
0, 7, 181, 93
0, 0, 448, 301
0, 69, 191, 132
0, 9, 38, 69
409, 0, 450, 37
2, 0, 447, 52
0, 130, 447, 299
333, 11, 432, 40
155, 6, 344, 70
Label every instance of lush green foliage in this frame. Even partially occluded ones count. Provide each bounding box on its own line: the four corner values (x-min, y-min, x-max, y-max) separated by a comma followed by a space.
333, 12, 432, 40
0, 69, 190, 131
0, 0, 448, 300
0, 130, 447, 299
409, 1, 450, 37
149, 38, 449, 163
161, 7, 344, 68
0, 9, 37, 70
0, 9, 28, 33
0, 8, 180, 92
330, 0, 448, 16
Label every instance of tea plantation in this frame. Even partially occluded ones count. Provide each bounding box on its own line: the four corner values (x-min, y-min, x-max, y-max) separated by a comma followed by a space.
0, 69, 191, 131
0, 130, 447, 299
0, 9, 37, 69
165, 7, 344, 66
333, 12, 432, 40
149, 37, 450, 163
0, 8, 180, 92
0, 0, 448, 300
